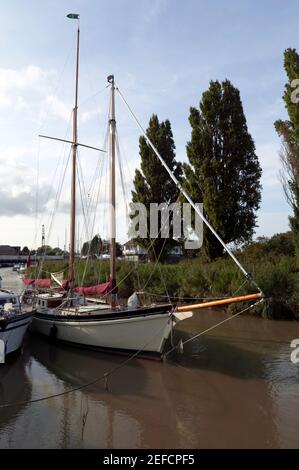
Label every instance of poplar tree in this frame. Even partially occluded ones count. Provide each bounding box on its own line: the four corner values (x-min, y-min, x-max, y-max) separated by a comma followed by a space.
81, 235, 102, 256
184, 79, 262, 259
275, 48, 299, 256
131, 114, 182, 261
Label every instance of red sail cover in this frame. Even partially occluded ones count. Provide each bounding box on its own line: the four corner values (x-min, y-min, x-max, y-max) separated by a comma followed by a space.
74, 280, 113, 296
22, 277, 113, 296
22, 277, 51, 288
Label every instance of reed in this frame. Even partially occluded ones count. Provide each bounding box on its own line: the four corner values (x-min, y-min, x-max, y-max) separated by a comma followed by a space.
26, 233, 298, 319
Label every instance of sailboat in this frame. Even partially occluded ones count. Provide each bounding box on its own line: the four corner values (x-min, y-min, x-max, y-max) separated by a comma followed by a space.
27, 14, 263, 359
0, 288, 33, 363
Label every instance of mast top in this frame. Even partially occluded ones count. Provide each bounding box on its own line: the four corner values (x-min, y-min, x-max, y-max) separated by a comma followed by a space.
107, 75, 114, 84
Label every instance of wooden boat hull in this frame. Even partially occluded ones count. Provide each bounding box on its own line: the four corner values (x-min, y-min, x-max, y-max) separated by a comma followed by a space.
0, 312, 33, 359
30, 306, 177, 357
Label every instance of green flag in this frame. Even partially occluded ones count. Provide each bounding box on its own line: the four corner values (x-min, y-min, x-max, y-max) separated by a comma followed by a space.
67, 13, 79, 19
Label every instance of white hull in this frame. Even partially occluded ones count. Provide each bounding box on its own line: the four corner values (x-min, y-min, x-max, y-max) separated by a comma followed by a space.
0, 315, 32, 360
31, 312, 174, 356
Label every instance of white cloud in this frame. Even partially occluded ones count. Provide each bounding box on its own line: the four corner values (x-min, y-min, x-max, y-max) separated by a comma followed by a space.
43, 95, 71, 122
0, 65, 53, 109
0, 146, 54, 216
80, 108, 101, 124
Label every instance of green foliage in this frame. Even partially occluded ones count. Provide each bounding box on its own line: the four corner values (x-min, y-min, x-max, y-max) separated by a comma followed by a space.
184, 79, 262, 259
241, 232, 295, 262
81, 234, 102, 256
131, 114, 183, 262
21, 246, 30, 255
275, 48, 299, 257
34, 245, 64, 256
27, 232, 298, 320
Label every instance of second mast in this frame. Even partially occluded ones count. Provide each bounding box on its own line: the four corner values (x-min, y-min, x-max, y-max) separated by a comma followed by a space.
108, 75, 117, 308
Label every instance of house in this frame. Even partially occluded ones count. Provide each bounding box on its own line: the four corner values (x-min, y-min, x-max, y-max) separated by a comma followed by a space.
122, 239, 184, 262
0, 245, 20, 256
122, 240, 148, 261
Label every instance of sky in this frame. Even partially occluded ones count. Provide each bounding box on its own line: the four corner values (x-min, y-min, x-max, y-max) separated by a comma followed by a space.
0, 0, 296, 249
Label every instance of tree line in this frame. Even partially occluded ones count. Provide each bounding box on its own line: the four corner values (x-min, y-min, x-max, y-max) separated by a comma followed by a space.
131, 49, 299, 263
131, 79, 262, 261
25, 50, 299, 265
275, 48, 299, 260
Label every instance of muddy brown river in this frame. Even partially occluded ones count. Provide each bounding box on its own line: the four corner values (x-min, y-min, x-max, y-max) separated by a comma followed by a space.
0, 267, 299, 448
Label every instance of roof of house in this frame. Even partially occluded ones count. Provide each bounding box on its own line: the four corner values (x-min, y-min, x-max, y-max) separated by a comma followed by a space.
0, 245, 20, 256
123, 239, 139, 247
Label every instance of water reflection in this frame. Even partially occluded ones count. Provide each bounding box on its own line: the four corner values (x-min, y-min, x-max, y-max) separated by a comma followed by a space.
0, 267, 299, 448
0, 344, 32, 430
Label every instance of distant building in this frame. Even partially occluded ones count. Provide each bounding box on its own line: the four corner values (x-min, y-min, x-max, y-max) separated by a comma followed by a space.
0, 245, 20, 256
101, 239, 110, 254
166, 241, 184, 263
122, 240, 184, 262
122, 240, 148, 261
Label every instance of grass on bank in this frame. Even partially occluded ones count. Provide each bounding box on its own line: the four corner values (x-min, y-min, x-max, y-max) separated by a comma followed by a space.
27, 232, 299, 320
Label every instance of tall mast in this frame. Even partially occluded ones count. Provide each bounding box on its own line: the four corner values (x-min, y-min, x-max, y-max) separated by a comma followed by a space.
108, 75, 117, 308
69, 19, 80, 286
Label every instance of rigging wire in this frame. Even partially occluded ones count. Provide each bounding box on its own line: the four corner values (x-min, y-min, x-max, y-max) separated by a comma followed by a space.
141, 292, 242, 301
115, 129, 129, 221
115, 84, 262, 294
31, 111, 73, 261
0, 311, 173, 409
35, 145, 72, 281
0, 299, 263, 410
77, 155, 90, 251
78, 85, 110, 109
37, 36, 76, 135
79, 124, 110, 287
163, 299, 264, 359
77, 147, 106, 287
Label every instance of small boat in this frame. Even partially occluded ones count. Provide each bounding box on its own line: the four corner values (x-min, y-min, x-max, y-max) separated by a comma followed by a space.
26, 14, 263, 359
0, 289, 33, 363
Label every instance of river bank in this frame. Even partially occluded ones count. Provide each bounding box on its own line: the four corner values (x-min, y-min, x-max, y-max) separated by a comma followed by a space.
26, 233, 299, 320
0, 267, 299, 448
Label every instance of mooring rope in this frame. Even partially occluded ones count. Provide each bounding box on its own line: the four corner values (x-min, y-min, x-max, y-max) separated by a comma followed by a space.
163, 299, 264, 359
0, 299, 263, 409
0, 312, 173, 409
143, 292, 237, 301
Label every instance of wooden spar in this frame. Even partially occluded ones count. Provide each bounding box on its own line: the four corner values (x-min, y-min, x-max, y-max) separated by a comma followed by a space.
175, 292, 262, 312
108, 75, 117, 308
39, 135, 106, 152
69, 25, 80, 286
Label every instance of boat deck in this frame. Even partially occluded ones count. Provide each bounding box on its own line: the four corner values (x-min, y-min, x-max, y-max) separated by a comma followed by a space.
35, 303, 173, 322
